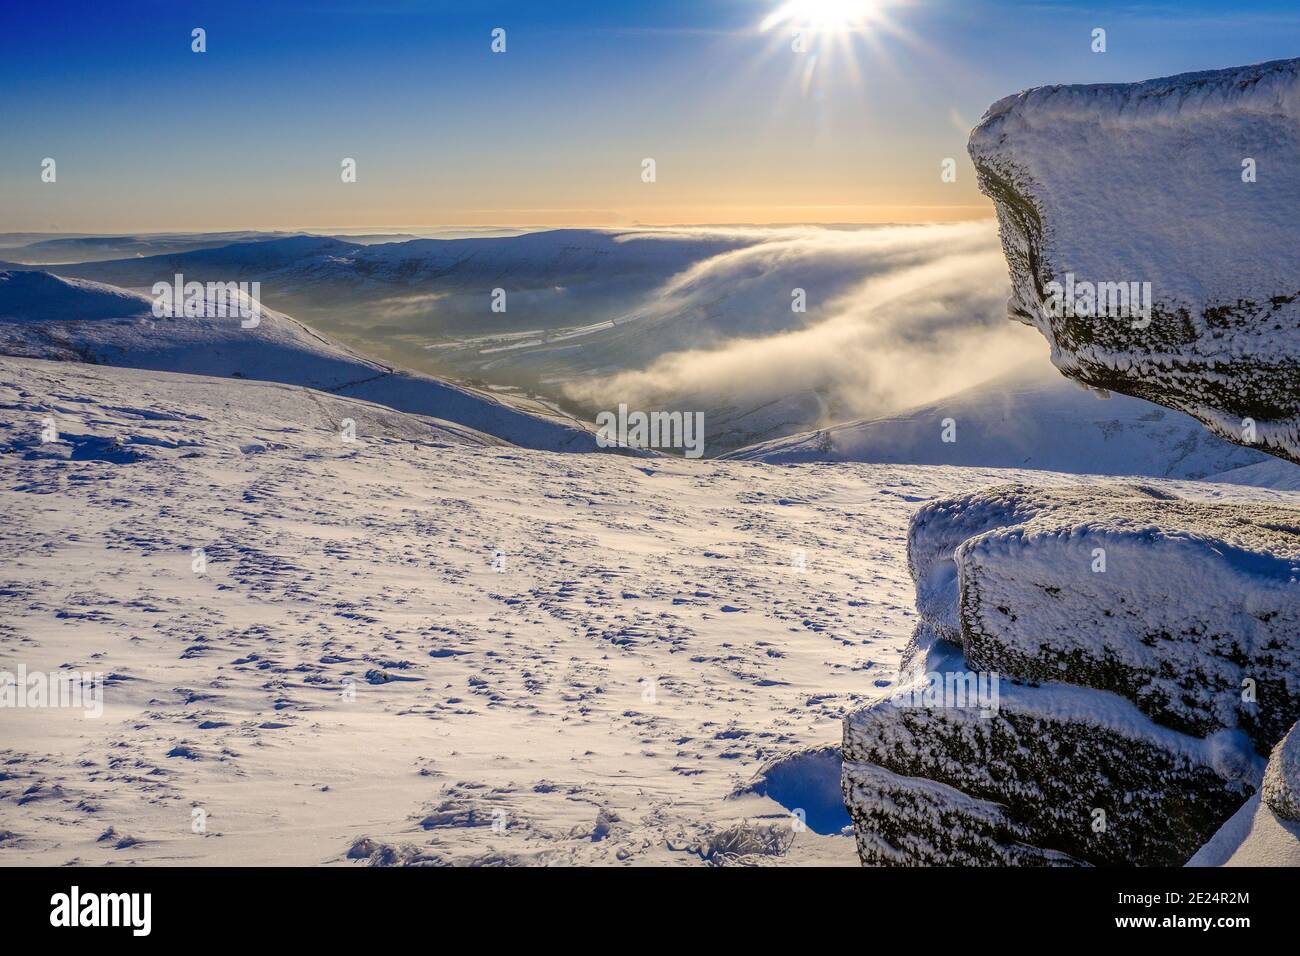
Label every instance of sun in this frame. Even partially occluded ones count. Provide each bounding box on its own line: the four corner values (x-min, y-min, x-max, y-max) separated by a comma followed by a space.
760, 0, 880, 33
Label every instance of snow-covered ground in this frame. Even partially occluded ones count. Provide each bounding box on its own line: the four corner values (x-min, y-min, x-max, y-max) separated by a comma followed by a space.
1207, 458, 1300, 492
2, 355, 1293, 866
1190, 721, 1300, 866
1189, 794, 1300, 866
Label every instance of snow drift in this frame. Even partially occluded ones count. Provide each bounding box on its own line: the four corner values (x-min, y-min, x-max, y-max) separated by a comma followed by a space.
1189, 720, 1300, 866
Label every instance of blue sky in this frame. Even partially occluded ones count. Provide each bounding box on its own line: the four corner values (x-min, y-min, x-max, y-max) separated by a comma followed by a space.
3, 0, 1299, 231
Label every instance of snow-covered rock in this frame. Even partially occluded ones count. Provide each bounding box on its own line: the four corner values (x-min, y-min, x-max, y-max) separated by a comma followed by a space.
843, 57, 1300, 868
842, 484, 1300, 865
0, 269, 601, 453
1262, 720, 1300, 821
969, 57, 1300, 464
725, 364, 1268, 479
1189, 721, 1300, 866
844, 638, 1259, 866
922, 484, 1300, 749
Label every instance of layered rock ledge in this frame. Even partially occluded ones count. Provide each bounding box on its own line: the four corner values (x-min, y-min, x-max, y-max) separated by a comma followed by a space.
843, 485, 1300, 865
967, 58, 1300, 463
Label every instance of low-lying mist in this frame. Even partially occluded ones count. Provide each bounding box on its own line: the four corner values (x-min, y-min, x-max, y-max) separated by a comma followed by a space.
40, 220, 1048, 453
559, 221, 1044, 448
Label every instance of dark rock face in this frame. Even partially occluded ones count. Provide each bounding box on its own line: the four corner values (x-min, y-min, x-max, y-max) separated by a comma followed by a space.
844, 679, 1252, 866
967, 58, 1300, 464
843, 485, 1300, 866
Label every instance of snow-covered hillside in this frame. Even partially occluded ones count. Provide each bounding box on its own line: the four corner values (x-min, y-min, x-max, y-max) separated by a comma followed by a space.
0, 270, 600, 453
49, 235, 366, 284
52, 229, 746, 293
1, 355, 1292, 866
50, 230, 751, 342
1, 356, 505, 453
1208, 458, 1300, 491
726, 364, 1268, 480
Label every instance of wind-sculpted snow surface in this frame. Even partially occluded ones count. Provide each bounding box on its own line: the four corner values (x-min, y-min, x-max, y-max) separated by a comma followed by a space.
7, 355, 1292, 866
843, 484, 1300, 866
0, 270, 600, 453
968, 57, 1300, 463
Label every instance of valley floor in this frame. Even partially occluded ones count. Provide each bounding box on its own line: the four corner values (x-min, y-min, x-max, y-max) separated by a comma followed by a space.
1, 357, 1293, 866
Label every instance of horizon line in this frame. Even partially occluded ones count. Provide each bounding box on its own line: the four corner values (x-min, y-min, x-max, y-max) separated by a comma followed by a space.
3, 210, 998, 239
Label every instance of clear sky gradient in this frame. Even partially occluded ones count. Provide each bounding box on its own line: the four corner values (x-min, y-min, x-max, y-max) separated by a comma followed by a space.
3, 0, 1299, 231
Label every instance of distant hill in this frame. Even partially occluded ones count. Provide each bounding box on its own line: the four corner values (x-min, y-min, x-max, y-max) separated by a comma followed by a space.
0, 269, 602, 453
725, 364, 1268, 480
